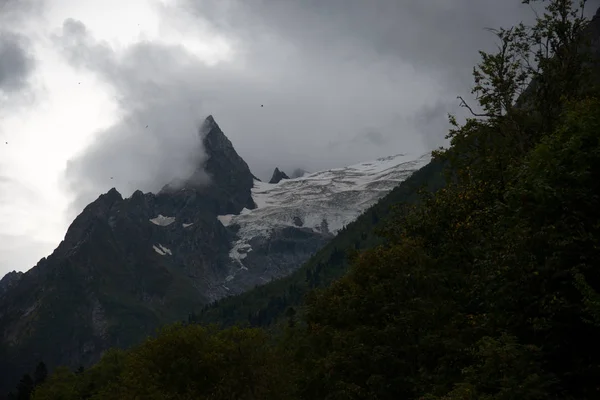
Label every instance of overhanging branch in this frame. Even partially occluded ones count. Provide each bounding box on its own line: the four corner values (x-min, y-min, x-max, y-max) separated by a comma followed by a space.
457, 96, 495, 118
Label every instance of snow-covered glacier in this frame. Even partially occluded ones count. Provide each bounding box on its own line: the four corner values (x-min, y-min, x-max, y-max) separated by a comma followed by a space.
215, 152, 431, 293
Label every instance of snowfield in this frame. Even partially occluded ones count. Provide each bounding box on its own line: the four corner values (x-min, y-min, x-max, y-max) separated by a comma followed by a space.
219, 152, 431, 264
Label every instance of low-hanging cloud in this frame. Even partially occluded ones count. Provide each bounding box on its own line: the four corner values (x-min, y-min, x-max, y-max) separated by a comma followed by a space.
56, 18, 217, 215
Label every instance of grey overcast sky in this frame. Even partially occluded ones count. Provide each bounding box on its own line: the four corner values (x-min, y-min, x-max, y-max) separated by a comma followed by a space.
1, 0, 597, 276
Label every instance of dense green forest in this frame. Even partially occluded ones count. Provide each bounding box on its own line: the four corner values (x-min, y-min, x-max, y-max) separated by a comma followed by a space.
14, 0, 600, 398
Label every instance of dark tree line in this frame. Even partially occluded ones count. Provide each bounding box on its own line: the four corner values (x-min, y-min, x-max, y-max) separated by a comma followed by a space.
7, 362, 47, 400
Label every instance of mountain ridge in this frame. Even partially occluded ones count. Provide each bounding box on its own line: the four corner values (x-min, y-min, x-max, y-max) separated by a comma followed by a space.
0, 115, 429, 395
268, 167, 290, 184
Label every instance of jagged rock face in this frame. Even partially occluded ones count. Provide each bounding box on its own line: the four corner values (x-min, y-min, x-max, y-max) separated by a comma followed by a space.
223, 226, 333, 293
0, 271, 22, 295
200, 116, 257, 213
160, 115, 256, 215
268, 167, 290, 184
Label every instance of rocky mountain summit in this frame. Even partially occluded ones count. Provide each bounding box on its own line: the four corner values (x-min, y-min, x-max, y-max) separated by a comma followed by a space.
268, 167, 289, 184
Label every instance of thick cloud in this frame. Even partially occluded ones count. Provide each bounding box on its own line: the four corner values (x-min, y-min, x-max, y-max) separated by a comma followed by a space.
55, 19, 213, 215
0, 31, 35, 92
55, 0, 591, 215
0, 0, 41, 104
179, 0, 538, 90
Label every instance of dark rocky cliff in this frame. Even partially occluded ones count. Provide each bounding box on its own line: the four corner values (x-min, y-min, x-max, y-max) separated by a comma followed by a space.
268, 168, 290, 184
0, 271, 22, 296
159, 115, 256, 215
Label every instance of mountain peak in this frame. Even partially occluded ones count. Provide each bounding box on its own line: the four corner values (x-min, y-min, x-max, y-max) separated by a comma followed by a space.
201, 116, 232, 154
202, 115, 217, 133
105, 187, 122, 199
200, 116, 256, 213
160, 115, 256, 214
268, 167, 290, 184
79, 187, 122, 216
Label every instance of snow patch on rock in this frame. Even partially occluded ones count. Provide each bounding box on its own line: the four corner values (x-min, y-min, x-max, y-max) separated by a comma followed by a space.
217, 214, 234, 226
149, 215, 176, 226
153, 244, 172, 256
